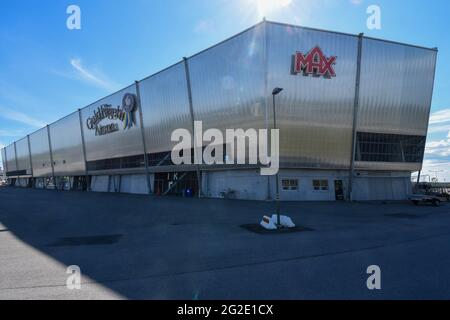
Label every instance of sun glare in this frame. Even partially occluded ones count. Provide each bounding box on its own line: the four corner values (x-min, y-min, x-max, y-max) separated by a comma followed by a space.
248, 0, 293, 19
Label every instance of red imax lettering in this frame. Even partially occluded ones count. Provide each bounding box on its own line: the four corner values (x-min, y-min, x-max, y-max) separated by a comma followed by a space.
293, 46, 337, 78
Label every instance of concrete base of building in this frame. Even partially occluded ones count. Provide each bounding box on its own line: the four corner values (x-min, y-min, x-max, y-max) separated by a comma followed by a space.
90, 174, 151, 195
120, 174, 151, 195
202, 169, 412, 202
352, 171, 413, 201
35, 178, 45, 189
13, 178, 32, 188
24, 169, 412, 202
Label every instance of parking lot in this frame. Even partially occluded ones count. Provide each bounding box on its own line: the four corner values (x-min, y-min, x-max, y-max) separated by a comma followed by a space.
0, 186, 450, 300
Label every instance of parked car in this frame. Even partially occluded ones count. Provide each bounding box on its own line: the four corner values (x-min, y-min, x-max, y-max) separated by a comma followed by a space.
410, 183, 450, 206
409, 194, 447, 207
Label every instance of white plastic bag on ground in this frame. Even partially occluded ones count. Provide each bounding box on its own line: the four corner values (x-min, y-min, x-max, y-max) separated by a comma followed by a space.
260, 215, 296, 230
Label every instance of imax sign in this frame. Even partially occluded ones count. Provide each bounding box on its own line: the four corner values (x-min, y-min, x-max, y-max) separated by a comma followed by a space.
293, 46, 337, 79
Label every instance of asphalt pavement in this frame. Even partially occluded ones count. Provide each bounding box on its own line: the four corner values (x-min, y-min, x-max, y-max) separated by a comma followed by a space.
0, 186, 449, 300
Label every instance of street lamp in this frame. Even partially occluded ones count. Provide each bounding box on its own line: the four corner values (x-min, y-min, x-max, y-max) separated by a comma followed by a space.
272, 87, 283, 227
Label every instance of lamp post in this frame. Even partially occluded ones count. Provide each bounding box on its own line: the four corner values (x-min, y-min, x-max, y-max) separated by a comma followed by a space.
272, 87, 283, 227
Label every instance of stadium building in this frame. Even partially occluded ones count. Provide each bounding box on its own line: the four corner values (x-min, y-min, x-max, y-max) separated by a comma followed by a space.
1, 20, 437, 201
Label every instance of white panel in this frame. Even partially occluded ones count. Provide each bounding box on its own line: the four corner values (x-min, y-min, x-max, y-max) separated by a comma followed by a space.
29, 128, 52, 178
358, 39, 437, 136
120, 174, 149, 194
90, 176, 109, 192
50, 113, 85, 176
140, 62, 192, 155
15, 138, 31, 174
1, 148, 7, 173
188, 23, 266, 159
5, 144, 17, 173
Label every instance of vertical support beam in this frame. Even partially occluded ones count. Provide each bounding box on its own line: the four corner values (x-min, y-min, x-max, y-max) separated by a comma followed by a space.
13, 142, 19, 180
78, 109, 90, 191
135, 80, 152, 195
400, 141, 406, 162
27, 135, 34, 186
348, 33, 364, 202
3, 147, 8, 176
183, 57, 202, 197
262, 18, 272, 201
3, 147, 9, 185
202, 171, 208, 197
47, 125, 56, 190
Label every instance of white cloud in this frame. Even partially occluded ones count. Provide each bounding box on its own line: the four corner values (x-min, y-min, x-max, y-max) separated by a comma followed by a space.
69, 58, 119, 91
423, 123, 450, 182
427, 108, 450, 134
423, 159, 450, 168
194, 20, 213, 33
426, 137, 450, 157
350, 0, 363, 5
427, 123, 450, 134
0, 106, 46, 128
421, 110, 450, 182
429, 108, 450, 125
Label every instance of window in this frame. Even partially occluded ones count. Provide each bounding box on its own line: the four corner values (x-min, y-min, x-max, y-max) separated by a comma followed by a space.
87, 155, 145, 171
356, 132, 426, 163
282, 179, 298, 191
313, 179, 329, 191
6, 170, 27, 177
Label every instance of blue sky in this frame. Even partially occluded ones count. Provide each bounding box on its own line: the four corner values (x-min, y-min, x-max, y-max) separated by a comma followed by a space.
0, 0, 449, 180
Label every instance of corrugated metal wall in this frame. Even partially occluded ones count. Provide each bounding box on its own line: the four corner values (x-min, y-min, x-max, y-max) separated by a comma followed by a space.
266, 23, 359, 169
49, 112, 85, 176
357, 38, 437, 136
1, 148, 7, 173
140, 62, 192, 155
189, 24, 266, 133
354, 38, 437, 172
15, 137, 31, 175
1, 21, 437, 179
5, 144, 17, 173
29, 128, 52, 178
187, 24, 266, 165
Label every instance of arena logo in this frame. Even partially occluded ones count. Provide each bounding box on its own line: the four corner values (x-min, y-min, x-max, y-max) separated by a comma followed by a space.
86, 93, 137, 136
293, 46, 337, 78
171, 121, 280, 176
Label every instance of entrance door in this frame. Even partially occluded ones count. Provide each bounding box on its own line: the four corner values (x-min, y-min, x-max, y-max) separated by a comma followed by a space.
154, 172, 199, 197
334, 180, 344, 201
154, 179, 165, 196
